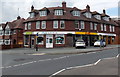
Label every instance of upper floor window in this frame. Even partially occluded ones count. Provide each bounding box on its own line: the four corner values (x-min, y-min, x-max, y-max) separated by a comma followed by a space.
104, 24, 106, 31
41, 21, 46, 29
30, 12, 34, 18
53, 21, 58, 29
101, 24, 103, 31
39, 11, 47, 16
25, 23, 27, 30
13, 30, 16, 34
36, 21, 40, 29
60, 20, 65, 29
0, 30, 3, 35
0, 39, 3, 45
0, 26, 2, 30
80, 21, 85, 29
112, 26, 115, 32
102, 16, 109, 21
90, 22, 93, 30
72, 11, 80, 16
75, 21, 79, 29
84, 12, 92, 18
94, 23, 97, 30
5, 30, 11, 35
28, 22, 31, 30
94, 15, 101, 20
54, 10, 63, 15
109, 25, 112, 32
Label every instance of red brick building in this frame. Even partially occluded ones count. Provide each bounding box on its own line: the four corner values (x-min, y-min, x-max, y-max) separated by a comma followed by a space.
0, 16, 25, 50
23, 1, 119, 48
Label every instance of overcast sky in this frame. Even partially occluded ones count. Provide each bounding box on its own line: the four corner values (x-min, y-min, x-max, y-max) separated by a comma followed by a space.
0, 0, 119, 23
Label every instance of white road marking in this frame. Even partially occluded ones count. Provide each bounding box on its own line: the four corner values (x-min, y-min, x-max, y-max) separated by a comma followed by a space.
28, 53, 46, 55
116, 54, 119, 58
5, 66, 12, 68
94, 59, 101, 65
49, 69, 65, 77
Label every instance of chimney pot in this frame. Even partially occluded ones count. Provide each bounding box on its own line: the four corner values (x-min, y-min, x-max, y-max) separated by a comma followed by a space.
62, 1, 66, 8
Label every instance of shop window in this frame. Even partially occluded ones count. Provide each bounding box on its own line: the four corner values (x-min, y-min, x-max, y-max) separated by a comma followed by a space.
36, 35, 44, 44
5, 39, 10, 45
24, 36, 29, 45
13, 39, 16, 44
56, 34, 64, 44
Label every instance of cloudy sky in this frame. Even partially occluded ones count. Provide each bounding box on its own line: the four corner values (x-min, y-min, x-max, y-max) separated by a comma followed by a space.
0, 0, 119, 23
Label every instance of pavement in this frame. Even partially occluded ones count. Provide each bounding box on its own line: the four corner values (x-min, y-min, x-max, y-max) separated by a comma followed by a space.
0, 45, 120, 55
56, 57, 118, 75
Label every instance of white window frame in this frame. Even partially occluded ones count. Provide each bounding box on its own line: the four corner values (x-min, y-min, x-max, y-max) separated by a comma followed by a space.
80, 21, 85, 29
0, 39, 4, 45
30, 12, 34, 18
84, 12, 91, 18
90, 22, 93, 30
112, 26, 115, 32
0, 30, 3, 35
55, 10, 63, 16
28, 22, 31, 30
39, 11, 47, 16
75, 21, 79, 29
101, 24, 103, 31
41, 21, 46, 29
72, 11, 80, 16
102, 16, 109, 21
55, 34, 65, 44
94, 23, 97, 30
5, 39, 10, 45
53, 21, 58, 29
109, 25, 112, 32
25, 23, 27, 30
36, 21, 40, 29
5, 30, 11, 35
60, 20, 65, 29
104, 24, 106, 31
94, 15, 101, 20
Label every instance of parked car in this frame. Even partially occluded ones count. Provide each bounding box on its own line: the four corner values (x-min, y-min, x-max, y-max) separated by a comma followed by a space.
94, 40, 106, 47
75, 40, 86, 48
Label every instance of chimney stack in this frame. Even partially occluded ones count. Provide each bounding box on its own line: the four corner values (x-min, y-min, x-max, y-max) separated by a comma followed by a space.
86, 5, 90, 11
62, 1, 66, 8
31, 5, 34, 11
17, 16, 21, 20
103, 9, 106, 14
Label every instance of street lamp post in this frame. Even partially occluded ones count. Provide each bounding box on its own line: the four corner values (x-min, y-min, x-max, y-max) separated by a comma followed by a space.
36, 33, 38, 51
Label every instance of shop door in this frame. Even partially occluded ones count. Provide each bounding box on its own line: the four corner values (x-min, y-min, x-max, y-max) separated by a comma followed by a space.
46, 35, 53, 48
31, 36, 35, 48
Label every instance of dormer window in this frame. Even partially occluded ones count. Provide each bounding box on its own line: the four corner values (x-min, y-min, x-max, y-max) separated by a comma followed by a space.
102, 16, 109, 21
30, 12, 34, 18
84, 12, 91, 18
94, 15, 101, 20
55, 10, 63, 15
39, 11, 47, 16
72, 11, 80, 16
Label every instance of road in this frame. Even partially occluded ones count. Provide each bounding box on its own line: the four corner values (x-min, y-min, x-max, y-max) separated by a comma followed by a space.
1, 48, 119, 76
